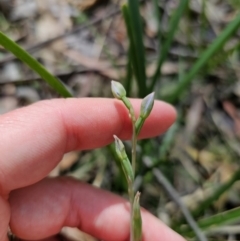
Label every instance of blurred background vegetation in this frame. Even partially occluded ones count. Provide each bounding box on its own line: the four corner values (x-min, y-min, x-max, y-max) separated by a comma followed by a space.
1, 0, 240, 240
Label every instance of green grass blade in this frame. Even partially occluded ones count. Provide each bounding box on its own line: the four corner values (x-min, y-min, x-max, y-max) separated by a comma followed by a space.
149, 0, 189, 91
0, 31, 72, 97
124, 45, 133, 95
162, 13, 240, 103
122, 5, 143, 97
152, 0, 162, 59
126, 0, 147, 97
173, 169, 240, 231
199, 207, 240, 230
192, 169, 240, 218
182, 207, 240, 236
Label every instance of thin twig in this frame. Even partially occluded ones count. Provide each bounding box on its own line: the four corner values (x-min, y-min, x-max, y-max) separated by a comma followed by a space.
153, 168, 207, 241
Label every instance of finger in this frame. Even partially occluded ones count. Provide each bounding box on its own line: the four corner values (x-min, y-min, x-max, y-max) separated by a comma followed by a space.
16, 235, 74, 241
9, 177, 185, 241
0, 98, 176, 195
0, 196, 10, 241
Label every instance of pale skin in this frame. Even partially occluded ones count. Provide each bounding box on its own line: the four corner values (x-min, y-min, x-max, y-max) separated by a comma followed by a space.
0, 98, 186, 241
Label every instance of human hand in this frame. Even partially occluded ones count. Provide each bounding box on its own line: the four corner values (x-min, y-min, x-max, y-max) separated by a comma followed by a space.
0, 98, 185, 241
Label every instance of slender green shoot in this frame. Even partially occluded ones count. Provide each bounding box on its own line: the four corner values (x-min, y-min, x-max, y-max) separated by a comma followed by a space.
122, 3, 147, 97
162, 13, 240, 103
124, 45, 133, 95
152, 0, 162, 51
0, 31, 72, 97
181, 207, 240, 237
149, 0, 189, 91
173, 168, 240, 231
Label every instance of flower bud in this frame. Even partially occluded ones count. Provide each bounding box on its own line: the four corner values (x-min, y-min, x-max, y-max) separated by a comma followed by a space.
132, 192, 142, 241
111, 80, 126, 99
140, 92, 155, 119
113, 135, 134, 184
135, 92, 155, 136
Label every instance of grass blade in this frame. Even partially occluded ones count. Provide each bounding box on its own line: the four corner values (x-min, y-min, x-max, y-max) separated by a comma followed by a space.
152, 0, 162, 50
199, 207, 240, 230
162, 13, 240, 103
0, 31, 72, 97
149, 0, 189, 91
124, 1, 147, 97
172, 169, 240, 231
124, 47, 133, 95
153, 168, 207, 241
192, 169, 240, 218
182, 207, 240, 236
123, 8, 133, 96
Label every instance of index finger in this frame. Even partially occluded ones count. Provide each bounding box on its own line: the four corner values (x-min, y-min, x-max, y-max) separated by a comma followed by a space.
0, 98, 176, 194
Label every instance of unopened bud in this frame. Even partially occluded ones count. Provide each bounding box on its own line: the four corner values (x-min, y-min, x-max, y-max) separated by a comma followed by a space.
135, 93, 155, 136
111, 80, 126, 99
113, 135, 134, 184
132, 192, 142, 241
140, 92, 155, 119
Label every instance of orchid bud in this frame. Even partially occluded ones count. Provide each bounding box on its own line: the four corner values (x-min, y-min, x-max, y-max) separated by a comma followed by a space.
140, 92, 155, 119
135, 92, 155, 136
132, 192, 142, 241
113, 135, 134, 184
111, 80, 126, 99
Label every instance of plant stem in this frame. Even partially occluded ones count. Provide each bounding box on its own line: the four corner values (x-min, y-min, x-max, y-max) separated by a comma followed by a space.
130, 109, 137, 241
121, 97, 137, 241
131, 126, 137, 176
122, 96, 137, 175
129, 111, 138, 241
128, 184, 134, 241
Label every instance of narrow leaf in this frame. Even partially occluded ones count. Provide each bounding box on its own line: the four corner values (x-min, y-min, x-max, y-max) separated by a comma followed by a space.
0, 31, 72, 97
150, 0, 189, 91
163, 13, 240, 103
123, 3, 147, 97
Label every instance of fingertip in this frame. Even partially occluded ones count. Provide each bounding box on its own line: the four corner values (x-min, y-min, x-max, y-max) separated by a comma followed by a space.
141, 210, 186, 241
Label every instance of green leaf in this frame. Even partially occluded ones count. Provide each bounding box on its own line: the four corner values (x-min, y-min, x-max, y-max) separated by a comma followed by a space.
182, 207, 240, 237
0, 31, 72, 97
163, 13, 240, 103
149, 0, 189, 91
122, 3, 147, 97
173, 167, 240, 230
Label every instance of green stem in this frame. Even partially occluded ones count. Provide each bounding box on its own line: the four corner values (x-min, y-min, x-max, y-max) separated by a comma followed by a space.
131, 127, 137, 177
121, 96, 137, 241
130, 117, 137, 241
122, 96, 137, 175
128, 184, 134, 241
